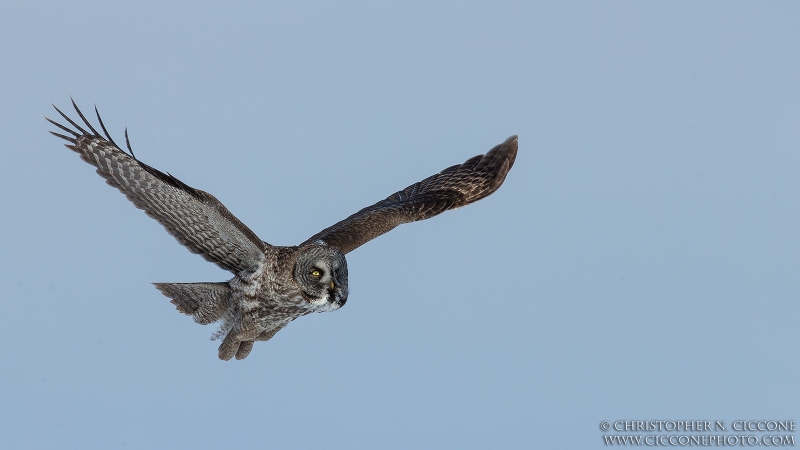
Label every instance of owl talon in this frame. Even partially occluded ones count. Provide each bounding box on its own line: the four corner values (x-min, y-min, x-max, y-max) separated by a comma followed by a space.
218, 333, 240, 361
235, 341, 254, 360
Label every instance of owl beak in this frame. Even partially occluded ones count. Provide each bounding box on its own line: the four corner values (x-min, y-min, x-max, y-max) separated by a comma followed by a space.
327, 281, 336, 300
328, 279, 347, 308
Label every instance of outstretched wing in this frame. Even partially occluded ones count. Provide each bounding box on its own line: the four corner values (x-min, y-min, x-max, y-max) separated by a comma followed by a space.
46, 100, 268, 274
302, 135, 518, 254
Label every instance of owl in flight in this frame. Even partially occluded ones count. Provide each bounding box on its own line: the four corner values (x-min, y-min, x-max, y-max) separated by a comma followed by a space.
47, 100, 517, 360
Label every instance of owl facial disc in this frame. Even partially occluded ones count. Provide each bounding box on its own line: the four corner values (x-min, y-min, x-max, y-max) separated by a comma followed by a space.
293, 245, 349, 310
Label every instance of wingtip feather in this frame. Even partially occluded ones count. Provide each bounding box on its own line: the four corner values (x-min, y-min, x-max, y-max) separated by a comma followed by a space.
124, 127, 136, 158
45, 116, 80, 137
48, 130, 77, 143
71, 98, 100, 136
94, 104, 119, 147
52, 103, 88, 135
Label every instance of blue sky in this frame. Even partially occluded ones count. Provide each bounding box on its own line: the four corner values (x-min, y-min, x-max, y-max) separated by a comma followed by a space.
1, 1, 798, 448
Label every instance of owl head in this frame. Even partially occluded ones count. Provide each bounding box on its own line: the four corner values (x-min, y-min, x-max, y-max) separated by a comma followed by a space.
294, 245, 349, 310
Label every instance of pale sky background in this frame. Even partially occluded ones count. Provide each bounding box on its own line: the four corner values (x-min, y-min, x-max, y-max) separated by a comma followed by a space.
1, 1, 798, 448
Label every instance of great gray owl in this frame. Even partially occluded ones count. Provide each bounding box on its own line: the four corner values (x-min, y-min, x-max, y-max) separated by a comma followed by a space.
47, 100, 517, 360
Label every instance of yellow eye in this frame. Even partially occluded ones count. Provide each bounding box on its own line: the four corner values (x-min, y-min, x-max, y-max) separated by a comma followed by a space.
310, 269, 322, 278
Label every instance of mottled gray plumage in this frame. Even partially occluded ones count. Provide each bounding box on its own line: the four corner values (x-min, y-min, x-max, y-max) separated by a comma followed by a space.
47, 100, 517, 360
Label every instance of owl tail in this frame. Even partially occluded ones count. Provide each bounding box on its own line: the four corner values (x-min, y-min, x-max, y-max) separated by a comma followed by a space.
153, 282, 231, 325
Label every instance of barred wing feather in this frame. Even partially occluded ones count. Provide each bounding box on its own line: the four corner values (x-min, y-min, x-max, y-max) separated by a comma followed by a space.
46, 101, 267, 274
303, 135, 518, 254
